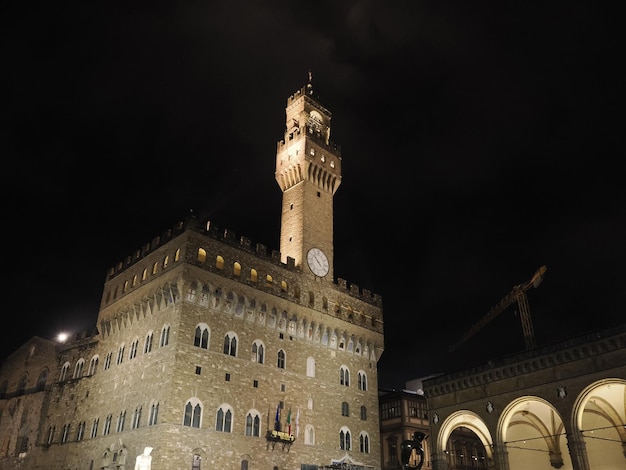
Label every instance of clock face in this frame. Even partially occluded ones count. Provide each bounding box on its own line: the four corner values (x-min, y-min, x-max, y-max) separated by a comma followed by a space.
307, 248, 329, 277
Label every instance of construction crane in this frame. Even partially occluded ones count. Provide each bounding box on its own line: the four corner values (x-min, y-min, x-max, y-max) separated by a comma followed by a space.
449, 265, 547, 353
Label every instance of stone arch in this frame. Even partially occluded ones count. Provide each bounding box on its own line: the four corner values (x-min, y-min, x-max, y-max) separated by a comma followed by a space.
498, 396, 568, 469
436, 410, 494, 464
572, 378, 626, 470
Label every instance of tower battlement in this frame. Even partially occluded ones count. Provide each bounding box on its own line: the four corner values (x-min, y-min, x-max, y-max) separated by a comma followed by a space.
105, 214, 382, 308
286, 85, 331, 117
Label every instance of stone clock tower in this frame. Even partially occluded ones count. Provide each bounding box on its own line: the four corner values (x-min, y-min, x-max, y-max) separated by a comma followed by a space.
275, 73, 342, 279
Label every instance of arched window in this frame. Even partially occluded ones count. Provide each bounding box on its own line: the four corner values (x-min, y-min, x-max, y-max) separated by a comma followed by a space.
251, 341, 264, 363
277, 349, 286, 369
216, 255, 224, 269
163, 255, 169, 268
216, 405, 233, 432
149, 402, 159, 425
104, 414, 112, 435
60, 362, 70, 381
62, 424, 71, 443
359, 432, 370, 453
183, 399, 202, 428
304, 424, 315, 445
144, 332, 154, 353
360, 405, 367, 421
340, 366, 350, 386
340, 427, 351, 450
104, 352, 112, 370
76, 421, 85, 441
197, 248, 207, 263
223, 333, 237, 356
129, 338, 139, 359
90, 418, 99, 438
234, 262, 241, 276
152, 262, 158, 275
47, 426, 55, 444
116, 345, 125, 365
358, 371, 367, 391
342, 402, 349, 417
36, 370, 48, 390
175, 248, 181, 262
116, 410, 126, 433
88, 356, 98, 376
160, 325, 170, 347
73, 359, 85, 379
245, 410, 261, 437
306, 357, 315, 377
194, 324, 209, 349
132, 406, 142, 429
142, 268, 148, 281
250, 269, 258, 282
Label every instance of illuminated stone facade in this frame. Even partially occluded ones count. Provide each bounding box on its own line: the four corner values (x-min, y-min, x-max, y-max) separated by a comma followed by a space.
422, 325, 626, 470
0, 81, 384, 470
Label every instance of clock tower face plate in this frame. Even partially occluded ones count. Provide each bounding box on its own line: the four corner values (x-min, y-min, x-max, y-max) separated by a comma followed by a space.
307, 247, 329, 277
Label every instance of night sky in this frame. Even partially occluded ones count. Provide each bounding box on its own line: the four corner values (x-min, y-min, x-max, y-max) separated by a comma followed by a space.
3, 2, 623, 389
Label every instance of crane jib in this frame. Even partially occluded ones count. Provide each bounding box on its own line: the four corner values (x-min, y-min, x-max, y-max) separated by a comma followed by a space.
449, 265, 547, 352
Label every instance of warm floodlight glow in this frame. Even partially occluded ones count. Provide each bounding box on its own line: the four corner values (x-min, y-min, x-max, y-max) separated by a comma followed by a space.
57, 332, 69, 343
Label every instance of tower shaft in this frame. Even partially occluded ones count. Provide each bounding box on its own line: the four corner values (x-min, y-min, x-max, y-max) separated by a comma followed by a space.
275, 79, 342, 279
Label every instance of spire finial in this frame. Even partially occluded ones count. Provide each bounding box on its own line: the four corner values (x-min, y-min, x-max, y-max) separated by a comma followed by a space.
307, 70, 313, 94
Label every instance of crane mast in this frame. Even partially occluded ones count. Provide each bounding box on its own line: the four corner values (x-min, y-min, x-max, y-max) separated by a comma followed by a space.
449, 265, 547, 353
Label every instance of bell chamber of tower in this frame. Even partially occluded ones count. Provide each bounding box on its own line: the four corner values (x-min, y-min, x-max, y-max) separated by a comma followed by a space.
275, 85, 342, 194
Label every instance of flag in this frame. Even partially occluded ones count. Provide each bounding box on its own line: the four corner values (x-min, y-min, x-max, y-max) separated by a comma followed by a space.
274, 404, 280, 431
286, 408, 292, 435
296, 407, 300, 438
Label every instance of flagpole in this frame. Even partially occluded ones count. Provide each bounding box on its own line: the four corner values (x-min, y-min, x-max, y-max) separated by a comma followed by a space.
296, 406, 300, 438
287, 407, 292, 436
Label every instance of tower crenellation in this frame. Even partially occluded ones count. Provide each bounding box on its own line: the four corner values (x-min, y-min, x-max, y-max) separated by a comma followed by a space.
103, 216, 382, 317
